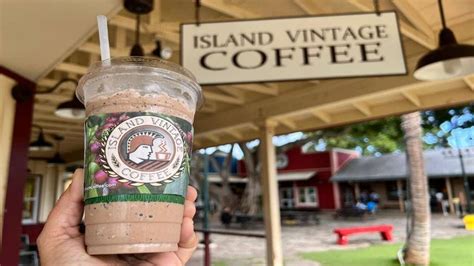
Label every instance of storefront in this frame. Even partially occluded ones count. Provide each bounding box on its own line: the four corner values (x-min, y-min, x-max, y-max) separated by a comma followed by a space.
332, 148, 474, 212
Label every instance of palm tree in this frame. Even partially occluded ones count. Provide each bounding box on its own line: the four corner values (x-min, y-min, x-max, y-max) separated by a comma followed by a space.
401, 112, 431, 265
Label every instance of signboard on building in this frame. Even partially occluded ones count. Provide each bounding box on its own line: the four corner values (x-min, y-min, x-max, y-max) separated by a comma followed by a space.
181, 11, 407, 85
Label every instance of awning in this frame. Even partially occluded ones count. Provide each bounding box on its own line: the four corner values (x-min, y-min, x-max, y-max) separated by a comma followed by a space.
208, 174, 247, 184
277, 171, 317, 181
207, 170, 317, 183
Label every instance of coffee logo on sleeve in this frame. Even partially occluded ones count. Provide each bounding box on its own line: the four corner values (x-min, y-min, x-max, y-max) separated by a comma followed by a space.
104, 116, 184, 185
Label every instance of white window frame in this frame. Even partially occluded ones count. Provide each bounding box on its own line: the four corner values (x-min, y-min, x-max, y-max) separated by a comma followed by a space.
279, 187, 295, 208
296, 186, 319, 207
22, 175, 41, 225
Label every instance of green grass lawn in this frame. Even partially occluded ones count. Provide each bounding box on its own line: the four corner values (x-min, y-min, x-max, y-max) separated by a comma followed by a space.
301, 236, 474, 266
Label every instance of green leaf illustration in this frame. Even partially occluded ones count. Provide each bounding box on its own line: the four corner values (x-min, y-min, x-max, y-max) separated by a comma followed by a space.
87, 188, 98, 198
137, 185, 151, 194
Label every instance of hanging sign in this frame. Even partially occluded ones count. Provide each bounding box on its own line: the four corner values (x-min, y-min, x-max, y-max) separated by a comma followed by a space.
181, 11, 407, 85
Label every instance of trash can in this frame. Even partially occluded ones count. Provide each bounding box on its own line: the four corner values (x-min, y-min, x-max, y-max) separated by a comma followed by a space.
463, 215, 474, 230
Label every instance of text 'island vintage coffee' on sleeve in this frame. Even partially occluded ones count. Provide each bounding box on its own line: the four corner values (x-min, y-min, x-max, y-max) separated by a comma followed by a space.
76, 57, 202, 255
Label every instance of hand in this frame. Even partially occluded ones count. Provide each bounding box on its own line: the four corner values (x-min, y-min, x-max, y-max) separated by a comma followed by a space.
38, 169, 198, 265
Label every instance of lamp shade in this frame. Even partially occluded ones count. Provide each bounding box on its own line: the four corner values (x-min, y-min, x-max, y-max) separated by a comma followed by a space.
47, 152, 66, 165
29, 131, 54, 151
55, 96, 85, 119
414, 28, 474, 81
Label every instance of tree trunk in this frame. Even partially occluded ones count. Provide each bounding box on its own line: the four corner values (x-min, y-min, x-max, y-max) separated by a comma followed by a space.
209, 145, 237, 209
401, 112, 431, 266
239, 142, 261, 215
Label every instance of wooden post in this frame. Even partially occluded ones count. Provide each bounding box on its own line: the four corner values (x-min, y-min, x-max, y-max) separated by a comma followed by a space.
0, 76, 17, 245
445, 178, 454, 215
354, 182, 361, 201
0, 68, 36, 265
259, 120, 283, 266
397, 179, 405, 212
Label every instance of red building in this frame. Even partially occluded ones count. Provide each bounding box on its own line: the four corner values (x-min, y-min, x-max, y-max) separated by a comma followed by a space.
238, 147, 358, 210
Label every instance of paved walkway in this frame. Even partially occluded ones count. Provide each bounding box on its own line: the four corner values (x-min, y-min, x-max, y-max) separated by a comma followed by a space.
188, 211, 473, 266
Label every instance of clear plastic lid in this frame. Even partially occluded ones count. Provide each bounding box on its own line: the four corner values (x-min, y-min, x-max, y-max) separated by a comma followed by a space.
76, 57, 203, 108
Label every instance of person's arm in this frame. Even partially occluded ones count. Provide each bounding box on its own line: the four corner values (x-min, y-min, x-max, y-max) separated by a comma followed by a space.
38, 169, 198, 265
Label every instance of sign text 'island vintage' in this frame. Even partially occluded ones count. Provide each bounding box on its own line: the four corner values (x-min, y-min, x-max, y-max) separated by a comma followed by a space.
181, 12, 407, 85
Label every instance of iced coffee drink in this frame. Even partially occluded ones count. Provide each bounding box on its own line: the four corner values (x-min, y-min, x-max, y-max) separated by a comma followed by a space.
76, 57, 202, 255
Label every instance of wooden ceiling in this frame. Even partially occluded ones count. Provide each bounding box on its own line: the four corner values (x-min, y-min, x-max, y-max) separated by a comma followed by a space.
29, 0, 474, 161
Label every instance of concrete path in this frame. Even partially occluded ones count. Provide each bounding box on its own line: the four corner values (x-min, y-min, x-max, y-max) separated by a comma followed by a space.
188, 211, 472, 266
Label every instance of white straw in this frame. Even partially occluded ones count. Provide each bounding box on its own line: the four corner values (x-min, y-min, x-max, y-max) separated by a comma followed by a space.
97, 15, 111, 62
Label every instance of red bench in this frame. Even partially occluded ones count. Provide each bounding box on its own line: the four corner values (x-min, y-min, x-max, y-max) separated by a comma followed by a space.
333, 224, 393, 245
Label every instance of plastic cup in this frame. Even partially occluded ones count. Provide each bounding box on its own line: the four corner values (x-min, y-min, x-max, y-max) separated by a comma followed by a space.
76, 57, 202, 255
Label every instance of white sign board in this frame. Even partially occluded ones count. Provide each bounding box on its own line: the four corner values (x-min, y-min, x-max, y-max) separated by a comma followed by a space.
181, 12, 407, 85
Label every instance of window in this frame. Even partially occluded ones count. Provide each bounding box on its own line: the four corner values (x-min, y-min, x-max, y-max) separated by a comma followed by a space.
22, 175, 41, 224
279, 187, 294, 208
297, 187, 318, 207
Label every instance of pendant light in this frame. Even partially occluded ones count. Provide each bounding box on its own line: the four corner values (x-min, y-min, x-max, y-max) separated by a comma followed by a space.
37, 78, 85, 119
29, 125, 54, 151
413, 0, 474, 80
125, 0, 154, 56
48, 135, 66, 165
152, 40, 173, 59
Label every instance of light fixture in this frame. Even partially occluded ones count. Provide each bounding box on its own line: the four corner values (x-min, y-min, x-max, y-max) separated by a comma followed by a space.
55, 96, 86, 119
29, 125, 54, 151
414, 0, 474, 80
152, 40, 173, 60
48, 135, 66, 165
125, 0, 154, 56
37, 78, 85, 119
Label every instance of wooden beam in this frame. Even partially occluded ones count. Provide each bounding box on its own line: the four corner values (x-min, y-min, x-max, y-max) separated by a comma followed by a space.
353, 102, 372, 116
259, 120, 283, 266
34, 112, 83, 122
79, 42, 120, 56
160, 22, 180, 33
56, 63, 88, 75
32, 127, 83, 137
347, 0, 436, 50
464, 74, 474, 90
35, 93, 71, 102
201, 0, 260, 18
109, 15, 179, 45
216, 86, 245, 99
154, 30, 180, 44
195, 75, 418, 134
34, 121, 83, 130
149, 0, 161, 29
402, 90, 421, 107
278, 118, 297, 130
232, 84, 279, 96
195, 79, 474, 148
203, 90, 244, 105
225, 129, 243, 139
311, 110, 331, 123
200, 101, 217, 113
110, 16, 150, 32
392, 0, 435, 41
204, 134, 220, 143
294, 0, 330, 14
115, 27, 127, 49
37, 79, 58, 88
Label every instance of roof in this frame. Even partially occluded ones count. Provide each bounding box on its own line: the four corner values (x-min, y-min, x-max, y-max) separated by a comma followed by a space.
209, 170, 316, 183
331, 148, 474, 182
25, 1, 474, 162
